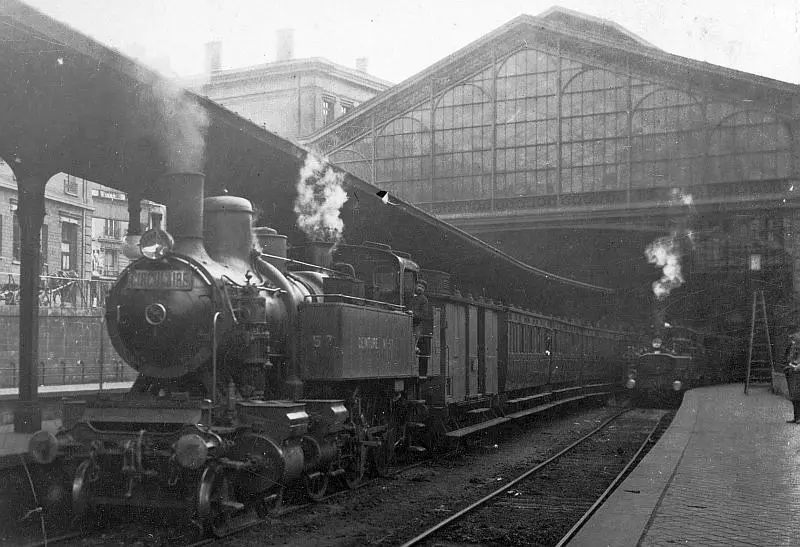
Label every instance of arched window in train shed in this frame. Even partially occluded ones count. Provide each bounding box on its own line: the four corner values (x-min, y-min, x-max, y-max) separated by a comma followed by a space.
432, 69, 493, 205
375, 113, 432, 203
561, 67, 630, 194
630, 88, 705, 190
495, 49, 560, 199
706, 108, 791, 184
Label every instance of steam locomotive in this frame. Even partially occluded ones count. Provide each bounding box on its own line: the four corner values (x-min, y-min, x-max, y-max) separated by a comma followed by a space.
625, 325, 735, 405
28, 172, 631, 536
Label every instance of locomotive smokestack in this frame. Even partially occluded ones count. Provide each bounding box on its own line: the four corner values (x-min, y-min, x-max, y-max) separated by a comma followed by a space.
161, 172, 207, 256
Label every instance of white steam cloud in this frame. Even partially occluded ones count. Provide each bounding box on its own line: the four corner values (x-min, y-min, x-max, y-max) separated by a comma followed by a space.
294, 154, 348, 242
645, 189, 694, 300
645, 237, 684, 299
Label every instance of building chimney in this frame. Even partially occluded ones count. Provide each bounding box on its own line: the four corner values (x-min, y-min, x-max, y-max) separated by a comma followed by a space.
276, 29, 295, 62
205, 41, 222, 73
355, 57, 369, 73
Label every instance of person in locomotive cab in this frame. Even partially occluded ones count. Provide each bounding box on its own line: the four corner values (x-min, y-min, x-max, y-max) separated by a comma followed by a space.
410, 279, 433, 377
784, 331, 800, 423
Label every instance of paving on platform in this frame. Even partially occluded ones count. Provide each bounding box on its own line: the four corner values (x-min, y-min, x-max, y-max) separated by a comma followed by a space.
570, 383, 800, 547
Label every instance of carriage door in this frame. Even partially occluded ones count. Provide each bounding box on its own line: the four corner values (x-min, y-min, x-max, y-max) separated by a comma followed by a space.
484, 309, 499, 394
445, 303, 466, 402
467, 305, 478, 397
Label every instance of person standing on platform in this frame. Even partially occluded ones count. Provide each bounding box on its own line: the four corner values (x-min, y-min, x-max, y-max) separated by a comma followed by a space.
410, 279, 433, 377
784, 331, 800, 423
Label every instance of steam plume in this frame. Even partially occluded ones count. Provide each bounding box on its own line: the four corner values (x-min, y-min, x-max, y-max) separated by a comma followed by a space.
645, 189, 694, 300
294, 154, 348, 242
646, 237, 684, 299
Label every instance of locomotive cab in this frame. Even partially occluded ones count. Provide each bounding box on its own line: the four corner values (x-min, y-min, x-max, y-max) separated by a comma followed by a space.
331, 242, 420, 306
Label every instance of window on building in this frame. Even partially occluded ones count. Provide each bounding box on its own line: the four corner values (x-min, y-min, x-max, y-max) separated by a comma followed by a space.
322, 97, 335, 124
103, 248, 118, 276
63, 175, 79, 196
40, 224, 48, 264
101, 218, 126, 239
0, 215, 3, 256
61, 222, 78, 272
340, 101, 353, 116
12, 211, 19, 261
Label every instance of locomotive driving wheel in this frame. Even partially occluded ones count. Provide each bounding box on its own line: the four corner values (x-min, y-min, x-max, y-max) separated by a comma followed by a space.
72, 458, 99, 526
197, 466, 252, 537
371, 422, 395, 478
341, 427, 367, 489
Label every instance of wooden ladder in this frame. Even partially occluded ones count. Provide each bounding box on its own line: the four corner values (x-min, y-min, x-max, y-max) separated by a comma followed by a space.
745, 289, 774, 394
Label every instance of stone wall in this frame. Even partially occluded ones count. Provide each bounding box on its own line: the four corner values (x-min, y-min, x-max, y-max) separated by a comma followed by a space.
0, 307, 131, 387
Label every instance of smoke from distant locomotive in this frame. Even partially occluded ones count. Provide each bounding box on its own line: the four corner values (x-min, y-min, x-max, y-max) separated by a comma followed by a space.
294, 153, 348, 242
645, 190, 694, 299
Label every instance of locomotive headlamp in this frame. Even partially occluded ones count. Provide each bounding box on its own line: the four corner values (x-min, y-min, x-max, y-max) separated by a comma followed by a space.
672, 380, 683, 391
174, 433, 209, 469
625, 378, 636, 389
139, 228, 174, 260
652, 337, 662, 350
28, 430, 59, 464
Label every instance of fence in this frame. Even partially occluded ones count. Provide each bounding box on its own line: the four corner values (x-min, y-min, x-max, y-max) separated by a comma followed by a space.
0, 359, 137, 388
0, 272, 117, 309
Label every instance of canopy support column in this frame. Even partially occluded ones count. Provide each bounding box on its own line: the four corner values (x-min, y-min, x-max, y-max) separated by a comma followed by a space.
13, 165, 50, 433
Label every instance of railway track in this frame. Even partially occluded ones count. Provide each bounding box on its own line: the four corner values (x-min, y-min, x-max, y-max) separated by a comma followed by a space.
399, 408, 671, 547
18, 405, 672, 546
19, 454, 444, 547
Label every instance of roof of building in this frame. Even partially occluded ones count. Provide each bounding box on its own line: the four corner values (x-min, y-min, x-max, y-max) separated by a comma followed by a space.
304, 6, 799, 151
184, 57, 394, 94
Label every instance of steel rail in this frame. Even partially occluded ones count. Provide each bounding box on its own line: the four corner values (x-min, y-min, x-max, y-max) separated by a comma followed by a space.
399, 408, 632, 547
553, 412, 667, 547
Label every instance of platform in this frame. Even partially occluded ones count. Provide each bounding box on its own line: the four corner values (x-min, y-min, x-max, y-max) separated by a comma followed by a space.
0, 381, 134, 400
0, 382, 133, 468
570, 383, 800, 546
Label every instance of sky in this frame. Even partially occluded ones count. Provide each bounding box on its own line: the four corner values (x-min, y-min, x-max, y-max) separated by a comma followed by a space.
22, 0, 800, 86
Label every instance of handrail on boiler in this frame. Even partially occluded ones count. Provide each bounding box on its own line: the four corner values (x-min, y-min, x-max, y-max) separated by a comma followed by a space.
210, 312, 222, 424
304, 293, 407, 312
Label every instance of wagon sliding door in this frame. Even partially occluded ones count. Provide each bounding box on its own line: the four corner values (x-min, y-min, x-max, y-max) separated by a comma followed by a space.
483, 309, 498, 395
445, 303, 466, 402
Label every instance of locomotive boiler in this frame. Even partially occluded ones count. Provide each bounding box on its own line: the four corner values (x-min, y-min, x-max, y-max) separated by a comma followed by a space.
28, 172, 415, 536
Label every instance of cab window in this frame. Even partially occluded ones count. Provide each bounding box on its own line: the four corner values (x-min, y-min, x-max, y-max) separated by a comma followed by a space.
374, 268, 398, 302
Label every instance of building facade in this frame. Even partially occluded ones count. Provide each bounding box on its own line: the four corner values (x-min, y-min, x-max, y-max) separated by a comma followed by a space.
190, 36, 392, 140
0, 162, 165, 307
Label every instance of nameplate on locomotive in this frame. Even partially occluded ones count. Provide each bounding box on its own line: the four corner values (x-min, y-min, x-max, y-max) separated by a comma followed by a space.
128, 269, 193, 290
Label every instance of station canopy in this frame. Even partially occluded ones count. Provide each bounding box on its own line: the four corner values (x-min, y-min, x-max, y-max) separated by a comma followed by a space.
0, 1, 612, 315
